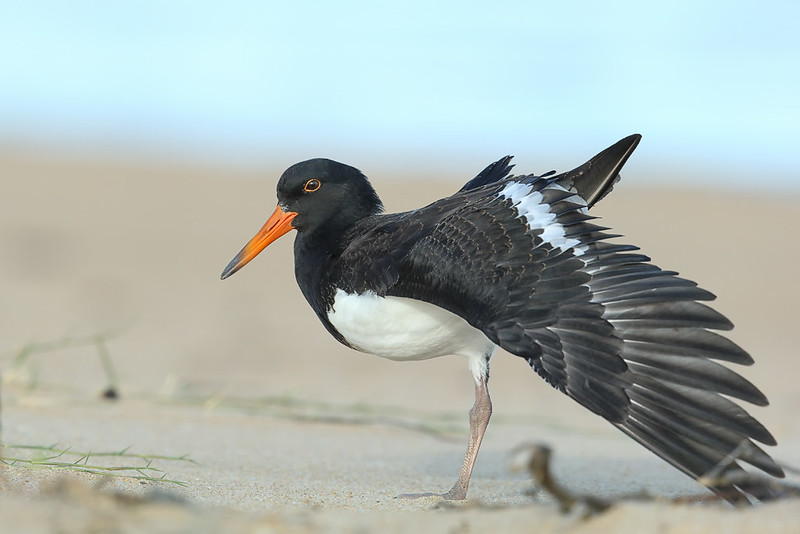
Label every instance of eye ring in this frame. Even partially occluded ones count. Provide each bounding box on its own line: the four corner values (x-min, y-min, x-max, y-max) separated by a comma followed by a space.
303, 179, 321, 192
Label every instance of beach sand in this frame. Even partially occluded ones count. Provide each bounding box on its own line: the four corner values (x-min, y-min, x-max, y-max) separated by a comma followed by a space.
1, 149, 798, 532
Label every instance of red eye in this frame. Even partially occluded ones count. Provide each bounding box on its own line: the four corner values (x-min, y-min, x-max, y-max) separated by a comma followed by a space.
304, 179, 321, 192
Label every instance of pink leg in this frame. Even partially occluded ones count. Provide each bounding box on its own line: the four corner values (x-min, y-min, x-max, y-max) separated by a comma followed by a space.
397, 376, 492, 500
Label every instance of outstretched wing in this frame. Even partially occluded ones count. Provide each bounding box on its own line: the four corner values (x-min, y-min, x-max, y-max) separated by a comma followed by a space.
338, 170, 782, 502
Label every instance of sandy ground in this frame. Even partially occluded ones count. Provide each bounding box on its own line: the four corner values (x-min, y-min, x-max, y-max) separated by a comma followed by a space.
1, 148, 799, 532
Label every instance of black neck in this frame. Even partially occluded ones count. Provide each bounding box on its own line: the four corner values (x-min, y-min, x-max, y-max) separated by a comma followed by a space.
292, 228, 351, 345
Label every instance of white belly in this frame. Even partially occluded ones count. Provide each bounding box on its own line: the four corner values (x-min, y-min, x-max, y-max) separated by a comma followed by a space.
327, 289, 496, 379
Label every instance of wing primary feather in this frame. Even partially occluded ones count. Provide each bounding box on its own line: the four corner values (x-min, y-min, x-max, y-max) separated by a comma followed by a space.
629, 379, 776, 446
625, 358, 768, 405
622, 330, 753, 364
628, 401, 782, 477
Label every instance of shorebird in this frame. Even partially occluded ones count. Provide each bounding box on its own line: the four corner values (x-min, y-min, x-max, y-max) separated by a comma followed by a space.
221, 135, 783, 502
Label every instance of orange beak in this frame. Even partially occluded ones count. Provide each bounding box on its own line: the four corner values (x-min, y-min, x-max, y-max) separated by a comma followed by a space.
220, 205, 298, 280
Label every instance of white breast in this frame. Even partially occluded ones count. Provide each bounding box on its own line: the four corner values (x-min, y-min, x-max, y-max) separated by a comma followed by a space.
327, 289, 496, 380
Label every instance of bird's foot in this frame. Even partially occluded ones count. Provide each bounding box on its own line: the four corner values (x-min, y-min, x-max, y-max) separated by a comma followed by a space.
395, 487, 466, 501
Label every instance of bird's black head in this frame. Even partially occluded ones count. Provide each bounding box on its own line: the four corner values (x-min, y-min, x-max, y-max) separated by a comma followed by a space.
220, 158, 383, 280
277, 158, 383, 233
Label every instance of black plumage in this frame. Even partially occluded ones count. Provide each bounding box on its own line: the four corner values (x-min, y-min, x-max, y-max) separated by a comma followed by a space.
221, 134, 783, 502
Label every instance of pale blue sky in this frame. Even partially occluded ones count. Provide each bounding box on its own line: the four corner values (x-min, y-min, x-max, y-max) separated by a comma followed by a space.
1, 1, 798, 187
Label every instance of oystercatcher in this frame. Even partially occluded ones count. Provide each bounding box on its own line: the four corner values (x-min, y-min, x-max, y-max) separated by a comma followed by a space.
221, 135, 783, 502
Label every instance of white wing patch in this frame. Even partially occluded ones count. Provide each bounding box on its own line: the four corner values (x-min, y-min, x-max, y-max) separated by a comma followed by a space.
498, 181, 588, 256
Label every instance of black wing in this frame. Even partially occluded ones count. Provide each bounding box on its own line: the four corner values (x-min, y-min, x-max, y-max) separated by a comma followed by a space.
333, 169, 782, 502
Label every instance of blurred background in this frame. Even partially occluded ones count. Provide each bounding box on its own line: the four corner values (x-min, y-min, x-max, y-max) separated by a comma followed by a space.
3, 3, 800, 518
2, 1, 799, 414
2, 0, 799, 185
